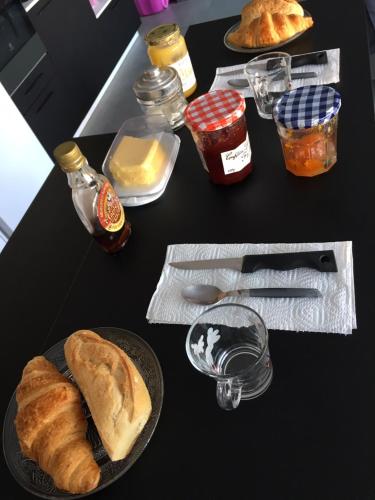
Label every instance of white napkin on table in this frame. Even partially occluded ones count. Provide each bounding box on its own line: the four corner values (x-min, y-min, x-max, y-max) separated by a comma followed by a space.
210, 48, 341, 98
146, 241, 356, 335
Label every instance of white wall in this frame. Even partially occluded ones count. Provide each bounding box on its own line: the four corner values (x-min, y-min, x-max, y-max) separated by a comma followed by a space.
0, 82, 53, 248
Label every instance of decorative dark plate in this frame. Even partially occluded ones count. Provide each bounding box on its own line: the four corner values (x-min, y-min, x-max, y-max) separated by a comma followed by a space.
3, 327, 164, 499
224, 9, 312, 54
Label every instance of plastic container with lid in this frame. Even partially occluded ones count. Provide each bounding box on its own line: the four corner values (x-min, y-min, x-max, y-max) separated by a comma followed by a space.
273, 85, 342, 177
102, 115, 180, 206
133, 65, 187, 130
184, 89, 253, 185
144, 23, 197, 98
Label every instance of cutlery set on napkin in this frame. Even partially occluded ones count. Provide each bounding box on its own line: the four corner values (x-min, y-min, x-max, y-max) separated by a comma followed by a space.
146, 241, 356, 335
210, 48, 341, 98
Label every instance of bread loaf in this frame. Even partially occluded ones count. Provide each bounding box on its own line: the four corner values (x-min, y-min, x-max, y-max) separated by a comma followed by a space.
15, 356, 100, 494
64, 330, 152, 461
228, 11, 313, 48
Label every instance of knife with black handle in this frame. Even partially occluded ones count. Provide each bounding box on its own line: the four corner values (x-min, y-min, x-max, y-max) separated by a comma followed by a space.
169, 250, 338, 273
266, 51, 328, 70
241, 250, 337, 273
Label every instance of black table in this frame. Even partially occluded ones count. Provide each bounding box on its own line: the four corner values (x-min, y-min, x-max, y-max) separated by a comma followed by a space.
1, 2, 375, 499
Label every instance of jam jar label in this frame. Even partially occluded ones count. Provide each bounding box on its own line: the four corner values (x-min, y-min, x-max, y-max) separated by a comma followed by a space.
221, 133, 252, 175
97, 182, 125, 232
170, 53, 196, 93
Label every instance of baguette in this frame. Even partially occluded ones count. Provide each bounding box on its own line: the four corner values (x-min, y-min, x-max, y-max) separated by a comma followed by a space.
15, 356, 100, 494
64, 330, 152, 461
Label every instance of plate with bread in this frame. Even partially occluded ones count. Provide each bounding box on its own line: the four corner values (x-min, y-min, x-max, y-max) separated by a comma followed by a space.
3, 327, 163, 499
224, 0, 314, 53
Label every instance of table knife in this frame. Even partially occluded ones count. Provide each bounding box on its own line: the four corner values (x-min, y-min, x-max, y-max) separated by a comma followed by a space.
169, 250, 338, 273
221, 51, 328, 77
228, 72, 317, 88
267, 50, 328, 70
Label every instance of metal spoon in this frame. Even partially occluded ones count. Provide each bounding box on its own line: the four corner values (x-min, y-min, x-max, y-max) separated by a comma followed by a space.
182, 284, 322, 305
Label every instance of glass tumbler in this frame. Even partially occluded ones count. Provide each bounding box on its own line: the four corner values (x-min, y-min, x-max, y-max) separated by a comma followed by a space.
186, 304, 273, 410
245, 51, 291, 119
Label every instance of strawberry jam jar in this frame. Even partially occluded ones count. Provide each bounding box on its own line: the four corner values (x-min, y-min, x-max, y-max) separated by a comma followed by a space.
184, 89, 253, 185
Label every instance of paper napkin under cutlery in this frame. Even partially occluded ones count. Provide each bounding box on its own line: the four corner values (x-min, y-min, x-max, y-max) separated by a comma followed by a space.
146, 241, 356, 335
210, 48, 340, 98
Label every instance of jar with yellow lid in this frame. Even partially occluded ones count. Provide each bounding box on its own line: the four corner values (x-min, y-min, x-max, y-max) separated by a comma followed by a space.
144, 23, 197, 98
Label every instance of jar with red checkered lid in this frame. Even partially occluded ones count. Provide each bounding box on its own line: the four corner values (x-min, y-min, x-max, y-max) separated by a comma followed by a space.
184, 89, 253, 184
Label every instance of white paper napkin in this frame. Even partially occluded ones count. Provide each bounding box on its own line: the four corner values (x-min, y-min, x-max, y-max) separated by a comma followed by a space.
210, 48, 340, 98
146, 241, 356, 335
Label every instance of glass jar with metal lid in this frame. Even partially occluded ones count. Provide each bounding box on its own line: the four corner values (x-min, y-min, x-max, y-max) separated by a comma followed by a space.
273, 85, 342, 177
133, 65, 187, 130
144, 23, 197, 98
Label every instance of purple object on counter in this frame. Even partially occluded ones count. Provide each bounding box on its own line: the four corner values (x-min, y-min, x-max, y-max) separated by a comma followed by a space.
134, 0, 169, 16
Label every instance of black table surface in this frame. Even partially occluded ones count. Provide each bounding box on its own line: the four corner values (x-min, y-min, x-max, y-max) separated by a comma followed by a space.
1, 2, 375, 499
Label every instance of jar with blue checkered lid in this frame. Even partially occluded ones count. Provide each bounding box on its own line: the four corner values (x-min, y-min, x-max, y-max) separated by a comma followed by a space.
273, 85, 341, 177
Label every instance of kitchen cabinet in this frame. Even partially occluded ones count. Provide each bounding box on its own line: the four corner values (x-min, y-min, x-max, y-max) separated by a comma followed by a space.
23, 76, 82, 154
27, 0, 140, 119
11, 52, 84, 154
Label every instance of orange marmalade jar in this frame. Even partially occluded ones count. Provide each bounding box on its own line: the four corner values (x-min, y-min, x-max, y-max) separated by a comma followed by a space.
273, 85, 341, 177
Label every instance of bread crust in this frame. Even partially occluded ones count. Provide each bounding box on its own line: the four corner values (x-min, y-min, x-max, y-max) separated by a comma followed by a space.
64, 330, 152, 462
15, 356, 100, 494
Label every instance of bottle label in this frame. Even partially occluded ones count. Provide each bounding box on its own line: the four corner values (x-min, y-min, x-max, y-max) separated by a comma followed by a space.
170, 52, 196, 93
221, 133, 252, 175
97, 182, 125, 232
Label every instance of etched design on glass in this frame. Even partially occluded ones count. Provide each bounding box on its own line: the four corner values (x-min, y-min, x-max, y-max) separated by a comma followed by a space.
205, 327, 220, 366
191, 327, 221, 370
191, 335, 204, 356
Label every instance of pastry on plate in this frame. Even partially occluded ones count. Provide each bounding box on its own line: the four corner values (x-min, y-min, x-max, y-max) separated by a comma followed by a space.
229, 11, 313, 48
64, 330, 152, 462
15, 356, 100, 494
242, 0, 304, 25
228, 0, 313, 48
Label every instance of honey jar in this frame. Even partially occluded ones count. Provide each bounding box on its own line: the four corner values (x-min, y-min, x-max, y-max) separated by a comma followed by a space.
144, 23, 197, 98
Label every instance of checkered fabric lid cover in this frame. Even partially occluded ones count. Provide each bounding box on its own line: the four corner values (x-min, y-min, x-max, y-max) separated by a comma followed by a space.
273, 85, 341, 130
184, 89, 246, 132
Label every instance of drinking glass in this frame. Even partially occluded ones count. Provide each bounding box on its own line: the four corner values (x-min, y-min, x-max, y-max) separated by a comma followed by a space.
186, 304, 273, 410
245, 51, 291, 119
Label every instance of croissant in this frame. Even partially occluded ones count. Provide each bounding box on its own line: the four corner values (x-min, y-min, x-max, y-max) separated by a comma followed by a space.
228, 12, 313, 48
15, 356, 100, 494
241, 0, 304, 25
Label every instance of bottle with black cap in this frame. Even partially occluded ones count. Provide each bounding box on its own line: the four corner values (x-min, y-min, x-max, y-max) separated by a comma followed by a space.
54, 141, 131, 254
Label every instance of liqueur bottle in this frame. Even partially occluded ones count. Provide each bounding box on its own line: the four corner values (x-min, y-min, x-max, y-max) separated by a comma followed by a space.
54, 141, 131, 254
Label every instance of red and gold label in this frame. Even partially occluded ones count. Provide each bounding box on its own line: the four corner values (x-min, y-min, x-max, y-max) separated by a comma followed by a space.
97, 182, 125, 232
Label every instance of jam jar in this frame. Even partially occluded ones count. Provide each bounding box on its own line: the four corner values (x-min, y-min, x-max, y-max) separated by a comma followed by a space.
184, 89, 253, 185
273, 85, 342, 177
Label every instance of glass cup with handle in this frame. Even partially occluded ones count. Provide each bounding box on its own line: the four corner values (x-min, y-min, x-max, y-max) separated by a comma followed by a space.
186, 303, 273, 410
245, 51, 292, 119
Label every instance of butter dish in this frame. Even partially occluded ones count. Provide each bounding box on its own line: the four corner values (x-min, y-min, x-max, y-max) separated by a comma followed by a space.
102, 115, 180, 206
